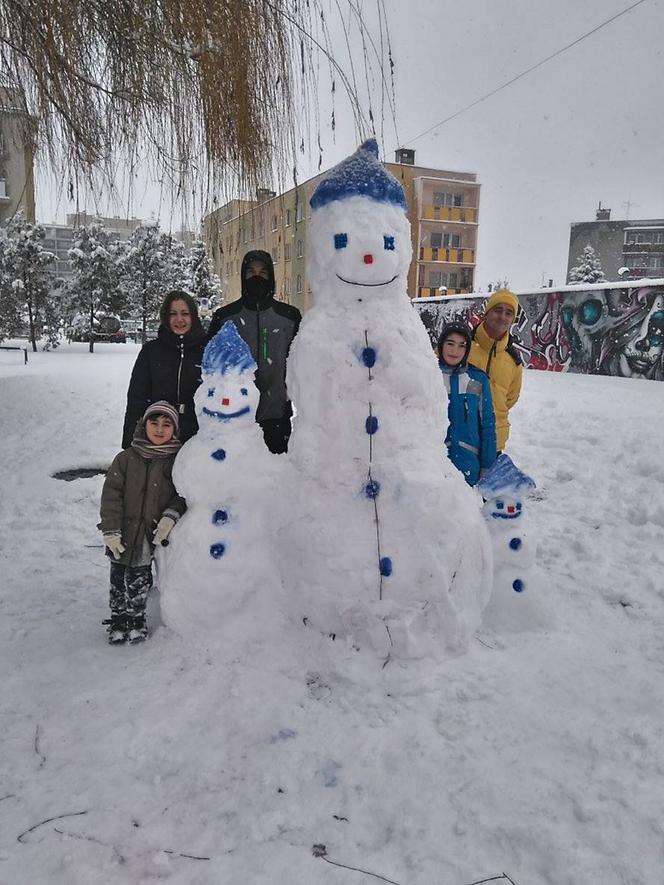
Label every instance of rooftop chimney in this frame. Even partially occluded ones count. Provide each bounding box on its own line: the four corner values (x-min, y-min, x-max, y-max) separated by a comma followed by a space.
596, 201, 611, 221
256, 188, 276, 202
394, 147, 415, 165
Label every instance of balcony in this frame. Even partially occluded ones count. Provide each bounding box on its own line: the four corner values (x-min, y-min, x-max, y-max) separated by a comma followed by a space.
623, 242, 664, 253
421, 205, 477, 223
419, 247, 475, 264
417, 286, 471, 297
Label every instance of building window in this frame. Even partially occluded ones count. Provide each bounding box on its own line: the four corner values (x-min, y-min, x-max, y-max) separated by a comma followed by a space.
272, 246, 280, 263
297, 239, 303, 258
451, 234, 461, 248
284, 243, 292, 261
653, 231, 664, 245
430, 232, 442, 249
296, 201, 303, 223
284, 276, 291, 295
271, 214, 278, 231
296, 273, 303, 294
453, 193, 464, 207
257, 215, 264, 238
428, 270, 444, 287
286, 208, 291, 227
649, 256, 664, 269
432, 192, 446, 208
449, 272, 458, 288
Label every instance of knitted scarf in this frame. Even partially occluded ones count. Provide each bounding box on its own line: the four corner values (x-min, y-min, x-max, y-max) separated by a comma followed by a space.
130, 423, 182, 459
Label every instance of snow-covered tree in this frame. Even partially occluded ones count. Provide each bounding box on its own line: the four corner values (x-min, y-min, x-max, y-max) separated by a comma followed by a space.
117, 224, 186, 341
568, 245, 606, 284
3, 216, 56, 351
66, 223, 122, 353
0, 226, 22, 342
184, 239, 221, 309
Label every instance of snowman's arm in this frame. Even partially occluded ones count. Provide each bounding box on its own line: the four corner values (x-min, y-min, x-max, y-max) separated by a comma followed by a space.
479, 374, 497, 469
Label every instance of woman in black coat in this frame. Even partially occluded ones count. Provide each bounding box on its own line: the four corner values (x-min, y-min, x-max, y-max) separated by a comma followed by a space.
122, 290, 206, 448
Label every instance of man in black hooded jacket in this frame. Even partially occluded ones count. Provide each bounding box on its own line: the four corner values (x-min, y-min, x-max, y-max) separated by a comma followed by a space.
207, 250, 301, 454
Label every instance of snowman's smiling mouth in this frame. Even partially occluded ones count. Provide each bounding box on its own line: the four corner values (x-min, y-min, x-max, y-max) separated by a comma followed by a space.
335, 273, 399, 287
202, 406, 251, 420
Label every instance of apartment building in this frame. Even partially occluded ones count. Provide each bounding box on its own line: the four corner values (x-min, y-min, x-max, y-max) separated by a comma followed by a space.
41, 212, 146, 284
204, 149, 480, 313
568, 203, 664, 281
0, 89, 36, 224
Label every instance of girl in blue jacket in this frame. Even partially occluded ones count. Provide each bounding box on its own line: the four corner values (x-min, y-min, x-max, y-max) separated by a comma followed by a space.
438, 322, 497, 486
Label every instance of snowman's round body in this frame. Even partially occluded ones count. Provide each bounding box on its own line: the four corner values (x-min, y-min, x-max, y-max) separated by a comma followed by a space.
281, 143, 492, 660
159, 324, 281, 646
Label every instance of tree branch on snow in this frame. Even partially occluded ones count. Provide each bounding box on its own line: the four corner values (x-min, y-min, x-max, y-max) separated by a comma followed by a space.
33, 724, 46, 769
17, 810, 88, 843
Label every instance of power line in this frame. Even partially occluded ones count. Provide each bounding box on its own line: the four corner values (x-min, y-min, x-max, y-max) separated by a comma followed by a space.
403, 0, 651, 146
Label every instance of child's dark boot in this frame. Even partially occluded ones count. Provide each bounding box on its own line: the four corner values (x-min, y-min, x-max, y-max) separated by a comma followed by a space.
103, 612, 127, 644
126, 613, 148, 644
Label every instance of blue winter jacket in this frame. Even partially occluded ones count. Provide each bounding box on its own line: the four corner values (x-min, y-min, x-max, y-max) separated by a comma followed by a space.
439, 362, 497, 486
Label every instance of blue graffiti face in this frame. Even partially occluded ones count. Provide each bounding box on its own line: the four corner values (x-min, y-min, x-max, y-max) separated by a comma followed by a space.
620, 295, 664, 377
201, 371, 257, 422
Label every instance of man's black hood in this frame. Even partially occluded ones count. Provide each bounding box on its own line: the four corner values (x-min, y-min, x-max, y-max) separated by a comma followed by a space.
241, 250, 276, 309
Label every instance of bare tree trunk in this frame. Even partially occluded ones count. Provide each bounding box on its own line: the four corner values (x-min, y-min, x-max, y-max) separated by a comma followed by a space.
89, 302, 95, 353
27, 297, 37, 353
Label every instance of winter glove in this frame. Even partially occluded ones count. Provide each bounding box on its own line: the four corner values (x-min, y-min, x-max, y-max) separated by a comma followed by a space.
103, 532, 126, 560
153, 516, 176, 547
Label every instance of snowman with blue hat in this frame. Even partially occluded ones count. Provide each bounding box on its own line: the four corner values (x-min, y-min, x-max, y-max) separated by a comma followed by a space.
280, 139, 492, 660
477, 454, 551, 632
159, 321, 283, 645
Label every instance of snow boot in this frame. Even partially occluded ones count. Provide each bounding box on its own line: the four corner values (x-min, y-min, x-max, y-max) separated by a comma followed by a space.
103, 613, 127, 644
126, 613, 148, 644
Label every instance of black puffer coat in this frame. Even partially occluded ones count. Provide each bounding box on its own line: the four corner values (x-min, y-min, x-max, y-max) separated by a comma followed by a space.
122, 323, 206, 448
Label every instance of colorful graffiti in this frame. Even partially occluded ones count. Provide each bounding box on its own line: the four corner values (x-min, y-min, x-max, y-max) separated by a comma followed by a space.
414, 283, 664, 381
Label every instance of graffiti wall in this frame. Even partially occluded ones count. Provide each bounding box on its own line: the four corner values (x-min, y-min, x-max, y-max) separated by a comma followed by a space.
414, 283, 664, 381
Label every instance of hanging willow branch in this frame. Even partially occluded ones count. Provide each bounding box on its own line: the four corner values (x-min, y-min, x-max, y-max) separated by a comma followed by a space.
0, 0, 396, 201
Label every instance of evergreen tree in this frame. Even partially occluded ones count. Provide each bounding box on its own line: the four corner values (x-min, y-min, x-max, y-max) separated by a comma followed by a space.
3, 216, 56, 352
568, 245, 606, 284
0, 226, 23, 342
185, 239, 221, 309
117, 224, 173, 341
67, 223, 121, 353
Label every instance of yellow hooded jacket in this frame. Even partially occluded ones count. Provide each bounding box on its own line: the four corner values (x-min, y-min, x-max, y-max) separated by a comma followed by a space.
468, 290, 523, 450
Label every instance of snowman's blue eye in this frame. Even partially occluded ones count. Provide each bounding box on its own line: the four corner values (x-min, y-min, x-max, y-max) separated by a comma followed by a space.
240, 388, 248, 396
383, 236, 395, 251
496, 500, 504, 509
207, 388, 215, 397
334, 233, 348, 250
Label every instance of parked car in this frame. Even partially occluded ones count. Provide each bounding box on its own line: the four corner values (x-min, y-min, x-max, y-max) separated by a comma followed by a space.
67, 314, 126, 344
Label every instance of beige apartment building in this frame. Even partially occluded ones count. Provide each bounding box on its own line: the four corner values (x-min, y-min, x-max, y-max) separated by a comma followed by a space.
204, 149, 480, 314
0, 89, 36, 225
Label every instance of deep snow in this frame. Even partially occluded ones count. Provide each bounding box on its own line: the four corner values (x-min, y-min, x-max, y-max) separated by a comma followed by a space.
1, 340, 664, 885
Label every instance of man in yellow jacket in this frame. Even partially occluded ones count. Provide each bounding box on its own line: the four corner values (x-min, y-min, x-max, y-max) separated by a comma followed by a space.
468, 289, 523, 451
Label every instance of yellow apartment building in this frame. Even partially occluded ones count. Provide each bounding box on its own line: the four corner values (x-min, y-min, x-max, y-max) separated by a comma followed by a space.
204, 149, 480, 313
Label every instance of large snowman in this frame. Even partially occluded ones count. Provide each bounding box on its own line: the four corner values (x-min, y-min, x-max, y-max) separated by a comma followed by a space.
280, 139, 492, 660
159, 322, 282, 646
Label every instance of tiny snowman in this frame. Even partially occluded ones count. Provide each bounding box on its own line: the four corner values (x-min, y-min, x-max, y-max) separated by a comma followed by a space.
159, 321, 281, 645
280, 139, 492, 659
478, 454, 550, 633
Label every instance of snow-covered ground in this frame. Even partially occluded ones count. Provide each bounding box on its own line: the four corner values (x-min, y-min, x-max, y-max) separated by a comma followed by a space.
1, 340, 664, 885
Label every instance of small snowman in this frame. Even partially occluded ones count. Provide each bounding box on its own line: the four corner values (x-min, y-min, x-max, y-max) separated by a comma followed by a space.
280, 139, 492, 660
478, 454, 549, 632
159, 321, 281, 645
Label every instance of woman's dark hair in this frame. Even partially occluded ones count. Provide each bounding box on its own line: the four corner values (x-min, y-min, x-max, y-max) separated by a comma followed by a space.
160, 289, 200, 328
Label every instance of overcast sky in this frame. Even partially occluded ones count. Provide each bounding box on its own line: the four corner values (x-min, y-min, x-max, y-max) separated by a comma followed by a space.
36, 0, 664, 290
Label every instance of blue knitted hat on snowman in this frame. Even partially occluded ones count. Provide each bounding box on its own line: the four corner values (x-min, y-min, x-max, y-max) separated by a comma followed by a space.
310, 139, 407, 211
203, 321, 257, 376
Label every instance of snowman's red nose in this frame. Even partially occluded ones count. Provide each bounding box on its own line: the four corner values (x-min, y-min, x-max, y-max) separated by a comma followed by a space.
363, 254, 373, 264
222, 398, 230, 405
